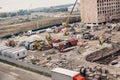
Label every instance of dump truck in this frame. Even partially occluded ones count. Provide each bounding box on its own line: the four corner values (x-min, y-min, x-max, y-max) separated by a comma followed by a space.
57, 39, 78, 52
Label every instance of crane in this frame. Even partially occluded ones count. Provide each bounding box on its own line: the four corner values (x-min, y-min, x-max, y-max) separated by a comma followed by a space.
63, 0, 78, 27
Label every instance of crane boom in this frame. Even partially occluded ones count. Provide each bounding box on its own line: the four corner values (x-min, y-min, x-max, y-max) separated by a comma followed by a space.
64, 0, 78, 27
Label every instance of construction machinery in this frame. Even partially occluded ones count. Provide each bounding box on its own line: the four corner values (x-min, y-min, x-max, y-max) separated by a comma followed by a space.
63, 0, 78, 27
82, 32, 97, 40
57, 39, 78, 52
45, 32, 53, 41
25, 32, 53, 51
98, 34, 111, 45
25, 40, 52, 51
62, 0, 78, 36
98, 34, 106, 45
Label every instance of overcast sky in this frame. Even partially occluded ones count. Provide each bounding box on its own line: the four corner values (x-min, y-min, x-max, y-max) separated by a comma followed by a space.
0, 0, 78, 12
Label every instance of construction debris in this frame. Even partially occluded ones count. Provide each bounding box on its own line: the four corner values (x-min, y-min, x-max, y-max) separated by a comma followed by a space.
0, 20, 120, 80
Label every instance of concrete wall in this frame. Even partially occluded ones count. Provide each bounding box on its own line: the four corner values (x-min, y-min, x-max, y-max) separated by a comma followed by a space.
81, 0, 98, 23
80, 0, 120, 24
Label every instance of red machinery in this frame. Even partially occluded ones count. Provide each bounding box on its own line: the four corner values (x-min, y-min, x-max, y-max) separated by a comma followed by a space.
57, 39, 78, 52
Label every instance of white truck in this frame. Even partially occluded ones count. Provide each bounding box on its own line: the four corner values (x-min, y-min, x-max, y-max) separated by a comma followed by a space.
51, 68, 85, 80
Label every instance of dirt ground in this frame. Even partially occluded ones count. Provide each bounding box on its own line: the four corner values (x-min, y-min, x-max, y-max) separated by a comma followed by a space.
0, 21, 120, 80
10, 22, 119, 71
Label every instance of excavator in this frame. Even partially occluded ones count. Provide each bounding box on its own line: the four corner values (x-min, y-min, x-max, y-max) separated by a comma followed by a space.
45, 32, 53, 41
25, 32, 53, 51
25, 40, 53, 51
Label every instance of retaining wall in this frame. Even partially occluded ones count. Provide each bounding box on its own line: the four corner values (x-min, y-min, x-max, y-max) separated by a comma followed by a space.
0, 55, 51, 76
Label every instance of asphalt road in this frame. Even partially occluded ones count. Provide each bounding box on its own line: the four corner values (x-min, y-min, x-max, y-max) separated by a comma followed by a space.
0, 62, 51, 80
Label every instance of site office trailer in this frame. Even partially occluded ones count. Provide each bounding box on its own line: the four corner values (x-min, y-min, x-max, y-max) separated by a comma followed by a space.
0, 46, 10, 55
1, 48, 18, 59
1, 48, 27, 60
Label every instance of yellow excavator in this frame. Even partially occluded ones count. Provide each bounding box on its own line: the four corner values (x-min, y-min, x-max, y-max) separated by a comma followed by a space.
63, 0, 78, 27
45, 32, 53, 48
45, 32, 53, 41
28, 40, 52, 51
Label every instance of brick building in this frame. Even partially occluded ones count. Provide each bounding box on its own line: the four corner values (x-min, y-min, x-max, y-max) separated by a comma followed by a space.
80, 0, 120, 24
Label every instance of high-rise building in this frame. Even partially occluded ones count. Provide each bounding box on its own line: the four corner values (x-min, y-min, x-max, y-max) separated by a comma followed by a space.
80, 0, 120, 24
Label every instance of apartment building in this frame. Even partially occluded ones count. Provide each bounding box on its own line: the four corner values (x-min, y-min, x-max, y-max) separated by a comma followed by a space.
80, 0, 120, 24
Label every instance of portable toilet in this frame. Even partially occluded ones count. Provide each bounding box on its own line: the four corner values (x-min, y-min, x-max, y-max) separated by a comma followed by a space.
51, 68, 85, 80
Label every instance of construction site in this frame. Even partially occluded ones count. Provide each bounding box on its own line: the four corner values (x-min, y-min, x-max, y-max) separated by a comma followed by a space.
0, 0, 120, 80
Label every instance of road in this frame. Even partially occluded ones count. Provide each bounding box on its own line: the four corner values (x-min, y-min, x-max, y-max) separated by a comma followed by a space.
0, 62, 51, 80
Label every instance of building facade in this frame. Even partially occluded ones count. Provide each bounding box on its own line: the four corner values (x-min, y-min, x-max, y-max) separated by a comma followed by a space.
80, 0, 120, 24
